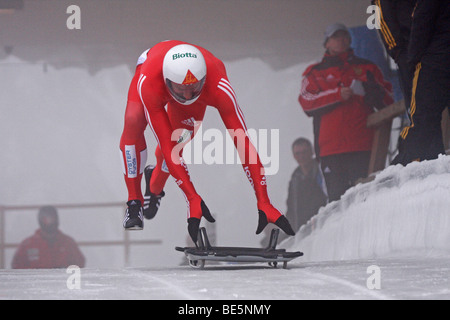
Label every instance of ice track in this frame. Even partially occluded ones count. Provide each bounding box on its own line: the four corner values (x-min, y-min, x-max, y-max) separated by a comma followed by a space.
2, 158, 449, 300
1, 256, 449, 300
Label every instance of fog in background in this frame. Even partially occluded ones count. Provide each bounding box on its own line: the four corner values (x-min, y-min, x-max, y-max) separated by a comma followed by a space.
0, 0, 371, 267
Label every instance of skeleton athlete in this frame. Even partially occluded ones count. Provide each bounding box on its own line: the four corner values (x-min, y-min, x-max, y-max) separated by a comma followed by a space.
119, 40, 294, 242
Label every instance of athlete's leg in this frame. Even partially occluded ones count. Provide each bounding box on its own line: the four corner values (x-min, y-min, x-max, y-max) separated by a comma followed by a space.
149, 101, 207, 194
148, 145, 170, 195
120, 66, 148, 203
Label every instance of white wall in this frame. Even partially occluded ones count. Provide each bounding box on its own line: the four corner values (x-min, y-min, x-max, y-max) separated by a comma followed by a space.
0, 0, 370, 70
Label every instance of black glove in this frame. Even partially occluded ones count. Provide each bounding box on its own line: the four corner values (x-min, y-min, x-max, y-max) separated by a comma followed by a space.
256, 210, 295, 236
362, 71, 386, 110
187, 200, 215, 244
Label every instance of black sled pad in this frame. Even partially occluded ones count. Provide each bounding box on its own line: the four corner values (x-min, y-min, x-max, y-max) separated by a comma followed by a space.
175, 227, 303, 269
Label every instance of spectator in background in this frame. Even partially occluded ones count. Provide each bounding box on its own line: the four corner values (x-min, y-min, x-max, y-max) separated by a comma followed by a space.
298, 23, 394, 202
12, 206, 85, 269
262, 138, 327, 245
392, 0, 450, 166
285, 138, 327, 234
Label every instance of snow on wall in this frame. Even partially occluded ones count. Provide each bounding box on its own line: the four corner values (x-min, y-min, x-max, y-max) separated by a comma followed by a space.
283, 155, 450, 262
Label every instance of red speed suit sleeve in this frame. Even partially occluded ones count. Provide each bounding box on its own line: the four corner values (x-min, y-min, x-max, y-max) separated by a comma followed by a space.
215, 77, 270, 204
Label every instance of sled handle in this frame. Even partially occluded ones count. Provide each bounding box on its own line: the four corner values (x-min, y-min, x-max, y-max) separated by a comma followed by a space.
197, 228, 205, 249
199, 227, 213, 249
266, 228, 279, 250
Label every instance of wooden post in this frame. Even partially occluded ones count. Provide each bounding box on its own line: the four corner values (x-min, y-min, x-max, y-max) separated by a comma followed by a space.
366, 100, 406, 175
366, 101, 449, 176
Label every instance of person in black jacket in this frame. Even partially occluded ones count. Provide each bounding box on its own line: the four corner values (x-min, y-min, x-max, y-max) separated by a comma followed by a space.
372, 0, 416, 114
285, 138, 327, 232
261, 138, 327, 245
392, 0, 450, 166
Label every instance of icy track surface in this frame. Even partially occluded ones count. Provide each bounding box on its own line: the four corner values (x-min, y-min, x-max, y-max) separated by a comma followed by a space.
1, 156, 449, 300
1, 257, 449, 300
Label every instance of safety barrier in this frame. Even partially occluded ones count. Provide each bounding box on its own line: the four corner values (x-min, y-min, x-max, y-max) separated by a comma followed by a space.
0, 202, 162, 269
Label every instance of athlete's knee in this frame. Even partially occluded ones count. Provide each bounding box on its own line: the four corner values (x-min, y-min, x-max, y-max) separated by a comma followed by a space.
122, 103, 147, 139
124, 108, 146, 128
154, 145, 161, 157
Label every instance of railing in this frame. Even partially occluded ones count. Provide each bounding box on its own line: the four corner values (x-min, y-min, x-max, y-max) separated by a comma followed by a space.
367, 100, 406, 175
0, 202, 162, 269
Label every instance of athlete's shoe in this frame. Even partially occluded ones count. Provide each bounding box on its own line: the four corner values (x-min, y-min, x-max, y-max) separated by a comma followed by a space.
143, 165, 165, 220
123, 200, 144, 230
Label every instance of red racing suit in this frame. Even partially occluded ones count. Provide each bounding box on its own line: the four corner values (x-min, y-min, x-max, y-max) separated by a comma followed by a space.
298, 50, 394, 157
120, 40, 284, 226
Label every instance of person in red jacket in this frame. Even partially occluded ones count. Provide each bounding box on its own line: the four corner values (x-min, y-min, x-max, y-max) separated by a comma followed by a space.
120, 40, 294, 242
11, 206, 85, 269
299, 23, 394, 202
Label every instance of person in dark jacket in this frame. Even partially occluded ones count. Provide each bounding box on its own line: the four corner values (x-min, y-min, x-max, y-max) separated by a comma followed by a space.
285, 138, 327, 233
392, 0, 450, 166
299, 23, 394, 202
262, 138, 327, 245
11, 206, 85, 269
372, 0, 416, 113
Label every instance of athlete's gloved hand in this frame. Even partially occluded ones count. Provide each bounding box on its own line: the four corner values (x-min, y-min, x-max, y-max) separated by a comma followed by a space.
187, 196, 215, 244
256, 202, 295, 236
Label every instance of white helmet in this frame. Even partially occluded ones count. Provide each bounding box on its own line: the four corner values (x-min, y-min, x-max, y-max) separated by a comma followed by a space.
162, 44, 207, 105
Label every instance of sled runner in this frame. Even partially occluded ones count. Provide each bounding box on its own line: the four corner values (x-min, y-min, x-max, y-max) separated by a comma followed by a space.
175, 227, 303, 269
